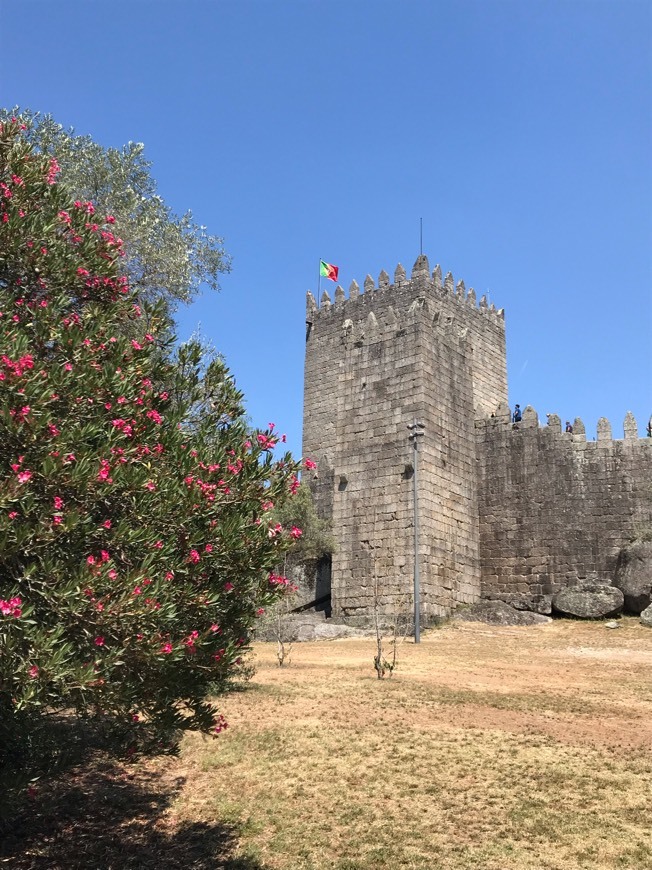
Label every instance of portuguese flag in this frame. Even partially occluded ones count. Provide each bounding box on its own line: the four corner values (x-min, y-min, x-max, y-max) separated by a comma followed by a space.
320, 260, 339, 282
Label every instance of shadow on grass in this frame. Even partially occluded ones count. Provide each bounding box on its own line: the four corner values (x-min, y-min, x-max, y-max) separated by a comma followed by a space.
0, 756, 267, 870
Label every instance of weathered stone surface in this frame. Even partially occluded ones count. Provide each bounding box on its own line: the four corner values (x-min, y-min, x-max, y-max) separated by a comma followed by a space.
303, 251, 652, 626
552, 582, 624, 619
614, 542, 652, 614
302, 254, 508, 624
255, 612, 373, 643
640, 604, 652, 628
477, 413, 652, 601
484, 593, 552, 615
453, 600, 551, 626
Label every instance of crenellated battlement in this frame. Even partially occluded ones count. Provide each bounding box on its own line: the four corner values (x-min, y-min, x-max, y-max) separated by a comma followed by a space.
306, 254, 505, 331
476, 405, 651, 444
302, 246, 652, 624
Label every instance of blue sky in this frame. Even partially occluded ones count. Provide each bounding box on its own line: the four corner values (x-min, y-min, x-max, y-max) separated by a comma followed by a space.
2, 0, 651, 456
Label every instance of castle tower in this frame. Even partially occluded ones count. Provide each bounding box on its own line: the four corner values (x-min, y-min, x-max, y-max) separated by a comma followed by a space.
302, 255, 508, 623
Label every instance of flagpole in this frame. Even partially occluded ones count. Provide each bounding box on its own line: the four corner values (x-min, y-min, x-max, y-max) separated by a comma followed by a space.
318, 259, 321, 301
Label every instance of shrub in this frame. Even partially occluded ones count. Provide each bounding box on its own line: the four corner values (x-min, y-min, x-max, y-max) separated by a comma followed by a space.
0, 117, 302, 789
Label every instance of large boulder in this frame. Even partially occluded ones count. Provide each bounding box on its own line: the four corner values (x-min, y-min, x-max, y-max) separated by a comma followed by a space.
640, 604, 652, 628
453, 600, 552, 626
614, 542, 652, 614
552, 581, 624, 619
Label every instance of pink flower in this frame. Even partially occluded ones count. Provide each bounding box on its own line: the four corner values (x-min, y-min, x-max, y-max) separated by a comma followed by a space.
160, 642, 173, 654
304, 458, 317, 470
48, 424, 60, 437
17, 470, 32, 483
290, 526, 303, 540
64, 453, 76, 463
204, 544, 213, 553
0, 596, 22, 617
210, 623, 220, 633
94, 636, 105, 647
8, 511, 18, 520
224, 582, 234, 592
87, 555, 96, 566
46, 158, 61, 184
188, 549, 201, 564
107, 569, 118, 580
53, 515, 63, 525
153, 540, 163, 549
213, 714, 228, 734
102, 520, 112, 529
97, 459, 112, 482
144, 481, 156, 491
28, 665, 39, 678
53, 496, 64, 510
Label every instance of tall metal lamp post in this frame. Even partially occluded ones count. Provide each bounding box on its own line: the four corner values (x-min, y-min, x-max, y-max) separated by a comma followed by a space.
407, 420, 425, 643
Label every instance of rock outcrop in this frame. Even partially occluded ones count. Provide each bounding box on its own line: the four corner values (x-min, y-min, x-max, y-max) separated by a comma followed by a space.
453, 600, 552, 626
552, 581, 623, 619
639, 604, 652, 628
614, 542, 652, 614
255, 612, 374, 642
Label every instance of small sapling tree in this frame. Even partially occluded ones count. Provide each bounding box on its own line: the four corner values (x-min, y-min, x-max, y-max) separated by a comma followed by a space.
0, 118, 303, 795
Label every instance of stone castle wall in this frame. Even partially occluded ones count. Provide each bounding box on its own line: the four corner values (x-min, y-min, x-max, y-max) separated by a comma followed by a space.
302, 252, 651, 621
302, 256, 508, 621
476, 408, 652, 597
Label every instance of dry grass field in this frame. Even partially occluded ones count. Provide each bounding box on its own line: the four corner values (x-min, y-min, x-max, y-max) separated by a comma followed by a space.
5, 617, 652, 869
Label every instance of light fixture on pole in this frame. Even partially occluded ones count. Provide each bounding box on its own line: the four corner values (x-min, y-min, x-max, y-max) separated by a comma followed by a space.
407, 419, 425, 643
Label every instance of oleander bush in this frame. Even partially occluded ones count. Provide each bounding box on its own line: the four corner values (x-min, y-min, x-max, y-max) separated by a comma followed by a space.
0, 117, 302, 794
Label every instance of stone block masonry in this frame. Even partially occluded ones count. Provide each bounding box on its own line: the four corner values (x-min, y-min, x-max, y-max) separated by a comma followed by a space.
302, 253, 652, 622
303, 255, 507, 622
477, 409, 652, 597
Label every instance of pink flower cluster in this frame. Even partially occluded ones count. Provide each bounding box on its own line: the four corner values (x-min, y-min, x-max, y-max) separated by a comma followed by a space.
268, 572, 292, 588
213, 713, 228, 735
0, 596, 22, 618
1, 352, 34, 379
256, 433, 277, 450
46, 158, 61, 185
97, 459, 113, 483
